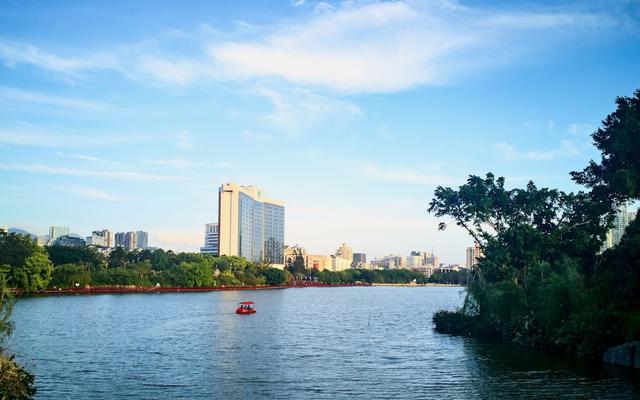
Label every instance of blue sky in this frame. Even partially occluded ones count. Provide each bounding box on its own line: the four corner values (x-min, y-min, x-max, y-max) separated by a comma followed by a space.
1, 0, 639, 263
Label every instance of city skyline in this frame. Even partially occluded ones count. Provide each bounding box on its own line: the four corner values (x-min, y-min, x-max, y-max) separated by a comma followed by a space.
1, 1, 639, 263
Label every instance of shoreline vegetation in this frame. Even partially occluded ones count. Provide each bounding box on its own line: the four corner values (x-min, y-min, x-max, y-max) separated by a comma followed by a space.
15, 282, 462, 296
429, 89, 640, 361
0, 235, 469, 296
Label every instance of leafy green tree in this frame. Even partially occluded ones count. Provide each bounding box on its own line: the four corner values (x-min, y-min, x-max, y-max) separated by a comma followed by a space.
108, 247, 128, 269
0, 273, 36, 398
11, 249, 53, 291
429, 89, 640, 356
50, 264, 92, 288
262, 268, 289, 286
181, 261, 214, 287
0, 234, 37, 271
286, 248, 307, 278
151, 249, 170, 270
46, 245, 104, 269
571, 89, 640, 204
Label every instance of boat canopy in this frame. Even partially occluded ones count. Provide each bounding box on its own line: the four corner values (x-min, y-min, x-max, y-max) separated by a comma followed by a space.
239, 301, 254, 305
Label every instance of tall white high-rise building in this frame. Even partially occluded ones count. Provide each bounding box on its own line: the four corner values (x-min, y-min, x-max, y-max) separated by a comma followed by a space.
200, 223, 219, 255
218, 183, 285, 267
125, 231, 136, 250
466, 242, 483, 268
136, 231, 148, 249
602, 206, 637, 251
49, 226, 69, 243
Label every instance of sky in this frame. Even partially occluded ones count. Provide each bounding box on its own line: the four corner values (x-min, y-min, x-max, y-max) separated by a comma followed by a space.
0, 0, 639, 264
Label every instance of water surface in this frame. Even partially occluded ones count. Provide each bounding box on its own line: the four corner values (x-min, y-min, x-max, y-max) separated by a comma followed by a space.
10, 286, 640, 399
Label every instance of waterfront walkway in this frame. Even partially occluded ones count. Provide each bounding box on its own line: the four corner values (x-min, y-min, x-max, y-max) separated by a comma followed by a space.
16, 282, 372, 295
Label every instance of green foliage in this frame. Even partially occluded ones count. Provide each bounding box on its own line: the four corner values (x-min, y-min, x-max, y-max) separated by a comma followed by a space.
0, 354, 36, 400
0, 273, 14, 341
107, 247, 128, 269
263, 268, 290, 286
428, 270, 469, 284
0, 234, 37, 271
50, 264, 92, 288
0, 272, 36, 399
181, 261, 215, 287
46, 246, 104, 269
11, 249, 53, 291
571, 89, 640, 203
429, 89, 640, 357
285, 248, 307, 277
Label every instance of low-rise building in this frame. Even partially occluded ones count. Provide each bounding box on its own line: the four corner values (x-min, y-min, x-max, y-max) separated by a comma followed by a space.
331, 255, 352, 271
86, 234, 106, 247
53, 235, 85, 247
353, 252, 366, 267
200, 223, 219, 255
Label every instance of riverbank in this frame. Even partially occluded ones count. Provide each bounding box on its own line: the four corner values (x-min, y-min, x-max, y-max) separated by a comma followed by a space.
372, 283, 463, 287
15, 282, 372, 296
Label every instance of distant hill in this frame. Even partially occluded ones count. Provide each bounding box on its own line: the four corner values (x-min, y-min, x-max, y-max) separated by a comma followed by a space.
8, 228, 37, 239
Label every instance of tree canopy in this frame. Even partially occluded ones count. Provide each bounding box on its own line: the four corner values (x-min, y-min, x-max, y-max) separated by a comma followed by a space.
430, 88, 640, 357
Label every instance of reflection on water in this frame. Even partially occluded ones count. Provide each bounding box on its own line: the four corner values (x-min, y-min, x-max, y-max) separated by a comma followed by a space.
9, 287, 640, 399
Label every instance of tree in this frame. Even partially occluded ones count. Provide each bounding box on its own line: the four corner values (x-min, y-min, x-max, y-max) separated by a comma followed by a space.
151, 249, 169, 270
46, 245, 104, 269
0, 272, 36, 398
108, 247, 128, 269
429, 89, 640, 357
181, 261, 214, 287
285, 248, 306, 278
11, 249, 53, 292
0, 234, 37, 271
262, 268, 289, 286
571, 89, 640, 204
50, 264, 92, 288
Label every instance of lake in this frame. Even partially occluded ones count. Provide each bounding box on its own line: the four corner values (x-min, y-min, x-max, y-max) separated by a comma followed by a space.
9, 286, 640, 399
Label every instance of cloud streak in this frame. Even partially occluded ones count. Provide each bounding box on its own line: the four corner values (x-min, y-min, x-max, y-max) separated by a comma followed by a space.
357, 161, 460, 186
209, 1, 617, 92
0, 87, 111, 111
59, 186, 121, 201
0, 2, 622, 93
0, 163, 182, 182
0, 42, 120, 78
495, 140, 580, 161
0, 125, 134, 148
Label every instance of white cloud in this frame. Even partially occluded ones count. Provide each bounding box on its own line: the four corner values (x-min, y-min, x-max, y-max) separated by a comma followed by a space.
59, 186, 121, 201
0, 87, 111, 112
357, 161, 459, 186
0, 2, 619, 93
0, 163, 182, 182
209, 1, 615, 92
56, 152, 127, 166
495, 140, 580, 161
135, 55, 211, 85
0, 126, 131, 148
175, 130, 193, 148
256, 87, 361, 134
567, 123, 595, 136
0, 42, 120, 78
146, 157, 231, 170
241, 130, 274, 140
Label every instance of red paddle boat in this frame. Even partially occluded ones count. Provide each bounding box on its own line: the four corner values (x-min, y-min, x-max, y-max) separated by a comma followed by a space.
236, 301, 256, 314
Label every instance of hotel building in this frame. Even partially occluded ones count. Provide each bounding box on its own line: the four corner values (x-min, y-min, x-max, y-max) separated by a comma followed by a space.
218, 183, 285, 267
